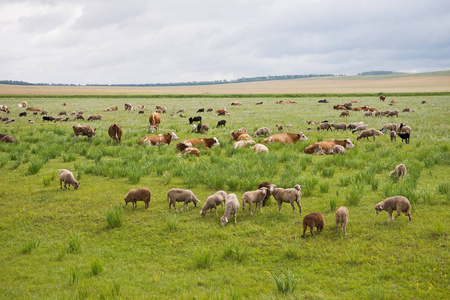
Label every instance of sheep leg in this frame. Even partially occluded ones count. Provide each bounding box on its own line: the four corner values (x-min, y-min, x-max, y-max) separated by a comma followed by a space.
335, 222, 339, 234
392, 210, 401, 221
242, 201, 246, 217
249, 202, 253, 216
310, 225, 315, 237
278, 202, 282, 213
343, 223, 347, 235
233, 212, 237, 224
290, 202, 295, 217
60, 179, 63, 190
296, 200, 302, 216
214, 206, 218, 216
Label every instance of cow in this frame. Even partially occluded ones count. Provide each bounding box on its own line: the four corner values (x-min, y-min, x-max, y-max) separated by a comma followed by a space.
26, 107, 43, 112
304, 139, 355, 154
156, 106, 167, 113
182, 137, 220, 149
138, 132, 179, 146
176, 142, 200, 157
188, 116, 202, 124
73, 124, 95, 143
256, 102, 263, 105
229, 101, 242, 106
216, 107, 227, 115
108, 124, 123, 144
230, 131, 252, 141
380, 95, 386, 101
196, 108, 205, 113
0, 133, 17, 143
197, 123, 210, 134
261, 132, 308, 144
149, 113, 161, 133
0, 105, 10, 114
333, 105, 348, 110
216, 120, 226, 128
104, 106, 118, 112
87, 114, 103, 121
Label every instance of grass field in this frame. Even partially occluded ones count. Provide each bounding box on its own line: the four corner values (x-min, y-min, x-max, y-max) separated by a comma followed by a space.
0, 94, 449, 299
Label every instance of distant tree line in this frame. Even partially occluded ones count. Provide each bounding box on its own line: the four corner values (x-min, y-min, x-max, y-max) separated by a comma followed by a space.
0, 80, 78, 86
357, 71, 399, 76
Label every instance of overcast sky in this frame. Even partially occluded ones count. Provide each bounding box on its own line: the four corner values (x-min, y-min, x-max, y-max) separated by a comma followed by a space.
1, 0, 449, 84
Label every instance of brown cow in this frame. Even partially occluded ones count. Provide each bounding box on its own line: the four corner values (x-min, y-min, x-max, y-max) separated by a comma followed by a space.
261, 132, 308, 144
73, 124, 95, 143
182, 137, 220, 149
216, 107, 228, 115
230, 131, 252, 141
0, 105, 10, 114
149, 113, 161, 133
26, 107, 43, 112
138, 132, 179, 146
333, 105, 347, 110
304, 139, 355, 154
108, 124, 123, 144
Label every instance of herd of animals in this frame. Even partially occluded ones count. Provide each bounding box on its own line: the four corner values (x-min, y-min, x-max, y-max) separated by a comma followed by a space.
0, 96, 419, 236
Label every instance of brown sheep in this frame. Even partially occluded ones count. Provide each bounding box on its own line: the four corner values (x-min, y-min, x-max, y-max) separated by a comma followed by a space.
124, 188, 152, 209
356, 129, 384, 141
301, 213, 325, 238
335, 206, 349, 235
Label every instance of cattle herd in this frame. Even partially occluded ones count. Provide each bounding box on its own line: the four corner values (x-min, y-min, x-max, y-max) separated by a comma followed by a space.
0, 96, 419, 235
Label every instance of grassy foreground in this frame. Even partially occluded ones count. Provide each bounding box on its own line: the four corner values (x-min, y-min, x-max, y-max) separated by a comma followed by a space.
0, 95, 449, 299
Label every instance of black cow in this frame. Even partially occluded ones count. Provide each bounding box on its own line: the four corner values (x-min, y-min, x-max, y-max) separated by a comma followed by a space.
43, 116, 55, 121
216, 120, 226, 128
188, 116, 202, 124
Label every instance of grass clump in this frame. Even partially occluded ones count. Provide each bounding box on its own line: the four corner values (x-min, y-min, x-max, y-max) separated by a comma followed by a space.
69, 265, 79, 284
271, 270, 297, 294
222, 242, 247, 262
67, 232, 82, 254
20, 239, 40, 255
194, 249, 214, 269
346, 186, 363, 206
106, 206, 123, 229
91, 257, 104, 276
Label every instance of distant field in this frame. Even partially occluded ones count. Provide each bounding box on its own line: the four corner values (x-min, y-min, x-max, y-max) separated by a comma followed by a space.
1, 70, 450, 95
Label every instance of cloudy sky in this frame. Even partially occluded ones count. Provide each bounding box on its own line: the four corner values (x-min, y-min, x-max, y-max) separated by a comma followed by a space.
1, 0, 449, 84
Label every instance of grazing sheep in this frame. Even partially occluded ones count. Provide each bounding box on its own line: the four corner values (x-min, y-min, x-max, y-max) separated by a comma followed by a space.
216, 120, 226, 128
200, 191, 227, 217
301, 213, 325, 238
364, 112, 373, 117
28, 119, 34, 124
242, 187, 268, 216
398, 123, 411, 134
397, 132, 410, 144
332, 145, 345, 155
375, 196, 412, 222
390, 164, 407, 180
191, 124, 197, 132
390, 131, 397, 141
381, 123, 399, 132
374, 111, 382, 117
251, 143, 269, 153
59, 169, 80, 190
331, 123, 347, 131
276, 124, 283, 131
335, 206, 349, 235
254, 127, 271, 137
167, 188, 201, 212
402, 108, 411, 112
270, 184, 302, 216
220, 193, 240, 226
317, 122, 331, 131
346, 122, 364, 130
351, 124, 368, 133
258, 182, 276, 207
233, 140, 255, 148
340, 110, 350, 117
421, 100, 427, 104
387, 111, 398, 117
357, 129, 384, 141
124, 188, 152, 209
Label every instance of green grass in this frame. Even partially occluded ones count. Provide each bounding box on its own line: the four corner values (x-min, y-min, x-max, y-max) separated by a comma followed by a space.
0, 95, 449, 299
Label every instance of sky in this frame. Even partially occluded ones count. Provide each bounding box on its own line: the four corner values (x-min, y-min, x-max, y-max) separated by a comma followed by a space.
1, 0, 450, 85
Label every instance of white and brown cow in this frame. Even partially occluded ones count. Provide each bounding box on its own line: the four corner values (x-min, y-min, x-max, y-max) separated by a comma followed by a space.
73, 124, 96, 143
182, 137, 220, 149
0, 105, 10, 114
176, 142, 200, 157
230, 131, 253, 141
149, 112, 161, 133
261, 132, 308, 144
138, 132, 179, 146
108, 124, 123, 144
304, 139, 355, 154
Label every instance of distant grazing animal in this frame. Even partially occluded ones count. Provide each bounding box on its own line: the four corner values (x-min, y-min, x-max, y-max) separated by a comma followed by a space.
220, 194, 240, 226
124, 188, 152, 209
207, 107, 213, 112
357, 129, 384, 141
54, 117, 63, 122
216, 107, 227, 115
391, 99, 397, 103
364, 112, 373, 117
196, 108, 205, 113
229, 101, 242, 106
155, 106, 167, 113
421, 100, 426, 104
0, 133, 17, 143
333, 105, 348, 110
254, 127, 270, 137
301, 213, 325, 238
242, 187, 268, 216
108, 124, 123, 144
261, 132, 308, 144
26, 107, 43, 112
317, 122, 331, 131
387, 111, 398, 117
258, 182, 276, 207
42, 116, 55, 121
307, 120, 318, 125
19, 112, 27, 117
216, 120, 226, 128
182, 137, 220, 149
3, 119, 14, 124
198, 123, 210, 134
331, 123, 347, 131
0, 105, 10, 113
124, 103, 132, 110
390, 164, 407, 180
63, 102, 68, 106
59, 169, 80, 190
149, 112, 161, 133
318, 99, 328, 103
304, 139, 355, 154
276, 124, 283, 131
270, 184, 302, 216
58, 111, 67, 116
398, 123, 411, 134
380, 95, 386, 101
340, 110, 350, 117
87, 114, 102, 121
256, 102, 263, 105
381, 123, 399, 132
390, 131, 397, 141
402, 108, 411, 112
138, 110, 145, 114
104, 106, 118, 112
167, 188, 200, 212
28, 119, 34, 124
188, 116, 202, 124
138, 132, 179, 146
335, 207, 349, 235
176, 109, 185, 113
251, 143, 269, 153
397, 132, 410, 144
351, 99, 361, 103
351, 124, 369, 133
176, 142, 201, 157
201, 191, 227, 217
375, 196, 411, 222
73, 124, 95, 143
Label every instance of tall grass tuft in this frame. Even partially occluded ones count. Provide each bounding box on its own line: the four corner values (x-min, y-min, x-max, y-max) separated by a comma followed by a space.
106, 206, 123, 229
321, 167, 335, 178
91, 257, 104, 276
67, 232, 82, 254
111, 281, 121, 298
222, 242, 247, 262
329, 199, 337, 212
271, 270, 297, 294
438, 182, 449, 195
300, 177, 319, 197
319, 181, 329, 193
339, 176, 352, 187
194, 249, 214, 269
20, 239, 40, 255
28, 159, 45, 174
69, 265, 79, 284
346, 186, 363, 206
165, 213, 179, 231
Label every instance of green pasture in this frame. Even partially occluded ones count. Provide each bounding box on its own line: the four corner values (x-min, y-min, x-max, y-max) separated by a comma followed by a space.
0, 95, 449, 299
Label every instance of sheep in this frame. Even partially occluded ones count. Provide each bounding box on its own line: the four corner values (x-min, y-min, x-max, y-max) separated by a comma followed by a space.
402, 108, 411, 112
200, 191, 227, 217
390, 164, 407, 180
270, 184, 302, 216
351, 124, 368, 133
254, 127, 270, 137
375, 196, 411, 222
387, 111, 399, 117
390, 131, 397, 142
340, 110, 350, 117
356, 129, 384, 141
381, 123, 399, 132
237, 127, 247, 133
276, 124, 284, 131
258, 182, 276, 207
251, 143, 269, 153
59, 169, 80, 190
398, 123, 411, 134
331, 123, 347, 131
233, 140, 255, 148
346, 122, 364, 130
301, 213, 325, 238
317, 122, 331, 131
398, 132, 410, 144
335, 206, 349, 235
123, 188, 152, 209
332, 145, 345, 155
167, 188, 201, 212
191, 124, 197, 132
242, 187, 268, 216
364, 112, 373, 117
220, 193, 240, 226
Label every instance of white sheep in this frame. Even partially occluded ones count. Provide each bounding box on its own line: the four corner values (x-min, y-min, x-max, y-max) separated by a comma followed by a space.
335, 206, 349, 235
200, 191, 227, 217
124, 188, 152, 209
251, 143, 269, 153
242, 187, 268, 216
167, 188, 201, 212
356, 128, 384, 141
254, 127, 270, 137
332, 145, 345, 155
389, 164, 407, 180
233, 140, 255, 149
375, 196, 411, 222
351, 124, 368, 133
59, 169, 80, 190
270, 184, 302, 216
220, 194, 240, 226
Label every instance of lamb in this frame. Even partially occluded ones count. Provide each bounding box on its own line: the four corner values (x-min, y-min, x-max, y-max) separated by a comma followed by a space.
233, 140, 255, 148
167, 188, 201, 212
200, 190, 227, 217
332, 145, 345, 155
59, 169, 80, 190
340, 110, 350, 117
331, 123, 347, 131
335, 206, 349, 235
270, 184, 302, 216
390, 131, 397, 141
317, 122, 331, 131
301, 213, 325, 238
397, 132, 410, 144
375, 196, 412, 222
220, 193, 240, 226
356, 129, 384, 141
123, 188, 152, 209
258, 182, 276, 207
254, 127, 270, 137
242, 187, 268, 216
251, 143, 269, 153
390, 164, 407, 180
351, 124, 368, 133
